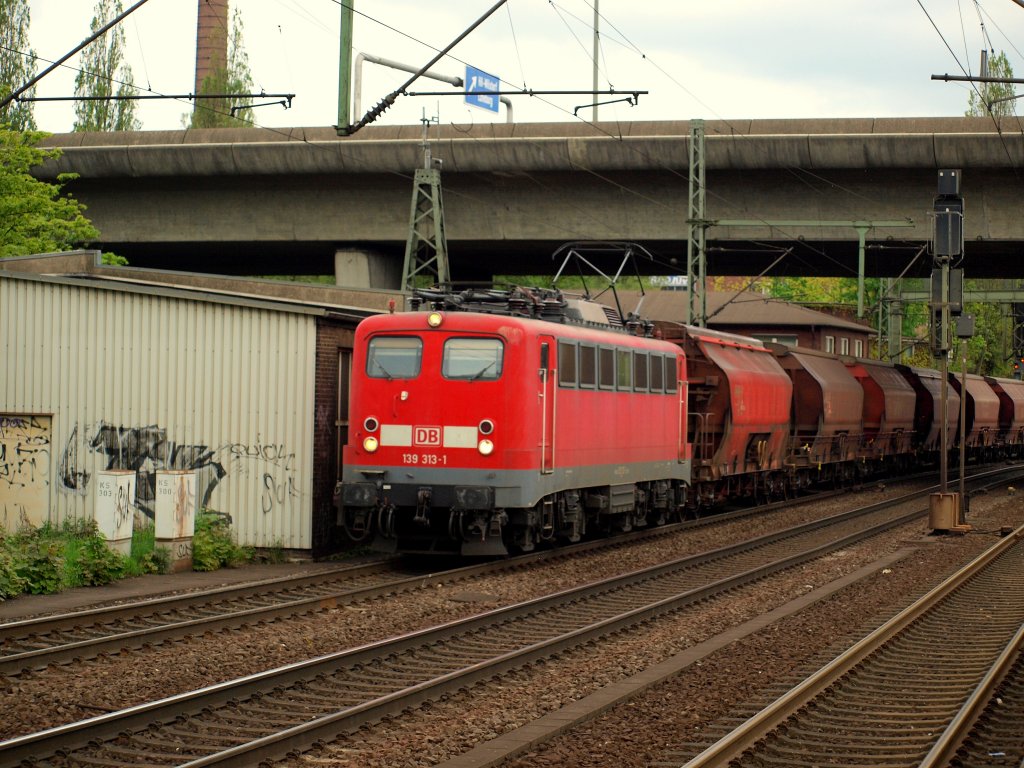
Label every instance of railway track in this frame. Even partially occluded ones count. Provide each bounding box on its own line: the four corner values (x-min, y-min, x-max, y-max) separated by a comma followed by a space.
0, 477, 897, 677
678, 521, 1024, 768
1, 469, 999, 768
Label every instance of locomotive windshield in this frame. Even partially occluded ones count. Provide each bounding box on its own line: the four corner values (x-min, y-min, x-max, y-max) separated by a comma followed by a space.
366, 336, 423, 379
442, 337, 504, 381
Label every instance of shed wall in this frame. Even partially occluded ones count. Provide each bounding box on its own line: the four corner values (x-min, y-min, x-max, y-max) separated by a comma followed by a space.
0, 277, 317, 550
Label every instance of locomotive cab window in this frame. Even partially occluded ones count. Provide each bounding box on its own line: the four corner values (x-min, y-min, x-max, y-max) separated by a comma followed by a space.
442, 337, 504, 380
579, 344, 597, 388
367, 336, 423, 379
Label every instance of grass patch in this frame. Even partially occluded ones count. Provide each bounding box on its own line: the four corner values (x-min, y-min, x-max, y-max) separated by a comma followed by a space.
191, 510, 254, 571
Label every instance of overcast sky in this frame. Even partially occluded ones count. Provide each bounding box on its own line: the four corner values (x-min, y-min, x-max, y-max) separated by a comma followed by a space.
21, 0, 1024, 133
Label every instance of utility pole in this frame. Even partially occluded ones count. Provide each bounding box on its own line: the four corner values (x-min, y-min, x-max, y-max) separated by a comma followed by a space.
956, 314, 974, 523
686, 119, 707, 326
337, 0, 354, 129
592, 0, 599, 122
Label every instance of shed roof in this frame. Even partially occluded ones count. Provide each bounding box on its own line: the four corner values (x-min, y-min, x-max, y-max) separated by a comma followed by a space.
0, 250, 395, 320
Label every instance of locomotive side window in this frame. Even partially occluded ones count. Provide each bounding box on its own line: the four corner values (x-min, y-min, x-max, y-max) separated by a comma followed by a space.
616, 350, 632, 390
442, 337, 504, 380
367, 336, 423, 379
650, 354, 665, 392
633, 352, 649, 392
558, 341, 577, 387
599, 347, 616, 390
579, 344, 597, 388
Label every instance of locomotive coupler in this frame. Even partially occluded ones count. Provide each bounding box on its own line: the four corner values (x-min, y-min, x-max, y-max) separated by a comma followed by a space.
414, 488, 433, 526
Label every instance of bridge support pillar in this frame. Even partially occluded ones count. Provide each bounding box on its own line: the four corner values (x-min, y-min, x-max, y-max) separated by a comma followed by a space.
334, 248, 401, 290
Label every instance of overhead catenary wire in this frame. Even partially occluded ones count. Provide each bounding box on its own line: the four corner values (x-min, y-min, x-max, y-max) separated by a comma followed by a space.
341, 0, 510, 134
8, 0, 950, 289
0, 0, 152, 111
918, 0, 1021, 176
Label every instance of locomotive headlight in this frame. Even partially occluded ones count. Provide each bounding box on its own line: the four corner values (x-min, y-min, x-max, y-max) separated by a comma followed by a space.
427, 311, 444, 328
364, 416, 379, 432
478, 439, 494, 456
363, 436, 379, 453
479, 419, 495, 435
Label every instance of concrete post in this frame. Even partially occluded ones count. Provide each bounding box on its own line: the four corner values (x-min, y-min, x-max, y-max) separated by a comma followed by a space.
95, 470, 135, 554
334, 249, 401, 290
155, 470, 198, 573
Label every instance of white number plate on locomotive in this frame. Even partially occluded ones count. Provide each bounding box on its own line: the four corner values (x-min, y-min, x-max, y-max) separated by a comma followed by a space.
401, 453, 448, 465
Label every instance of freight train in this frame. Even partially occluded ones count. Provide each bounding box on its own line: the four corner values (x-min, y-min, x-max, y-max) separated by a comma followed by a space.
335, 285, 1024, 556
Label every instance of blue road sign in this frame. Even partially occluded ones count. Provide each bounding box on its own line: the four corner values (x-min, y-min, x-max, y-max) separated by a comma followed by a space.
465, 66, 500, 113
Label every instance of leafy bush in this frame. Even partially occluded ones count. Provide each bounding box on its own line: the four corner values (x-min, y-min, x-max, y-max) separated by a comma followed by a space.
0, 547, 26, 599
74, 536, 128, 586
55, 518, 126, 587
137, 545, 172, 575
0, 511, 251, 598
192, 510, 252, 571
12, 533, 64, 594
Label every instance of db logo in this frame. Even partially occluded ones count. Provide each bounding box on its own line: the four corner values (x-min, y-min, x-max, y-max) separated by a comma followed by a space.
414, 426, 442, 446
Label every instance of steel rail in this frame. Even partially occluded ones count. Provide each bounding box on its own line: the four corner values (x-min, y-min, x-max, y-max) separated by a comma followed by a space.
918, 621, 1024, 767
0, 478, 957, 768
679, 522, 1024, 768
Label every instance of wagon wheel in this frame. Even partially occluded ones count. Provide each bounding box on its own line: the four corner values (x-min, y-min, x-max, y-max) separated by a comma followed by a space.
751, 475, 766, 507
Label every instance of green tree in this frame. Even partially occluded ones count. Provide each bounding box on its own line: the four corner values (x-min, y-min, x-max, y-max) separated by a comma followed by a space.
0, 0, 36, 130
73, 0, 140, 132
189, 8, 253, 128
966, 51, 1016, 117
0, 128, 99, 257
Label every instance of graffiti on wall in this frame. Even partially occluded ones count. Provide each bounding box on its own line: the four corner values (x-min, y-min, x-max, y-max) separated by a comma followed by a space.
59, 423, 300, 522
0, 414, 52, 530
60, 422, 226, 522
223, 437, 301, 515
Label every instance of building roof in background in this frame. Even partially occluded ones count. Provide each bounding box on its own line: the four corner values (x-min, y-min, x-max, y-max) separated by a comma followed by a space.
0, 250, 398, 320
596, 289, 872, 333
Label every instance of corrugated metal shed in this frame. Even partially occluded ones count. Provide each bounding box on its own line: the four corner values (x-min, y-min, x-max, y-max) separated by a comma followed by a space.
1, 271, 325, 550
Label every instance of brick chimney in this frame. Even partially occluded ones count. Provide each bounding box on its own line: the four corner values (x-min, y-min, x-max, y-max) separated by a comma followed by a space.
194, 0, 229, 95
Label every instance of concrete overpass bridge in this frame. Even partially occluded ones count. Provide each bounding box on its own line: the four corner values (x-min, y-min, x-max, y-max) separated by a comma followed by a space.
33, 117, 1024, 287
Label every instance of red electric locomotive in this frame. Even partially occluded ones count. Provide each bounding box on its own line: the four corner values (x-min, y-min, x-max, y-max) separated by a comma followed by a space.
337, 288, 690, 555
336, 246, 1021, 557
